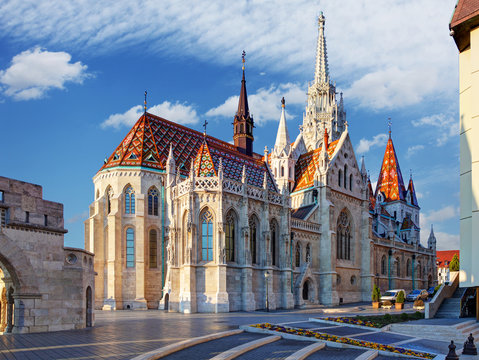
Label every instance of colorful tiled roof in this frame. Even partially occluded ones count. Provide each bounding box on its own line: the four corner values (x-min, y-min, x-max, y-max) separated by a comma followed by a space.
194, 141, 216, 177
100, 113, 278, 191
407, 177, 419, 207
375, 135, 406, 203
436, 250, 460, 269
291, 204, 316, 220
400, 216, 419, 231
293, 140, 339, 192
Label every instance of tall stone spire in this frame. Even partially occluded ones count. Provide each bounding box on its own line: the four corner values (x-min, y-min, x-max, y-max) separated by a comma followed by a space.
301, 12, 346, 152
314, 12, 329, 85
233, 51, 254, 156
274, 97, 291, 154
428, 225, 436, 249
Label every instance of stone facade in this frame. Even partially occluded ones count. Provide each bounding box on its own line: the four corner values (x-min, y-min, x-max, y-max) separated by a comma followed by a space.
0, 176, 95, 333
86, 13, 436, 313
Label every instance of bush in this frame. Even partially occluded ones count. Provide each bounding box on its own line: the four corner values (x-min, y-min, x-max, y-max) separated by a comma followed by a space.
396, 290, 405, 303
400, 312, 409, 321
372, 285, 381, 302
383, 313, 392, 322
414, 311, 423, 319
414, 299, 424, 307
449, 254, 460, 272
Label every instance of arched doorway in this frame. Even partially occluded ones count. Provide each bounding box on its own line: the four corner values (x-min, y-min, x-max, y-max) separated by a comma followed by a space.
0, 267, 15, 333
302, 281, 309, 301
164, 293, 169, 311
86, 286, 92, 327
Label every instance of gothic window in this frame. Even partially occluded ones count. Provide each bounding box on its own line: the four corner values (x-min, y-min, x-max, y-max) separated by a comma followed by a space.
338, 170, 342, 187
281, 166, 284, 177
289, 167, 291, 178
124, 186, 135, 214
149, 229, 158, 268
249, 216, 258, 264
381, 255, 386, 275
406, 258, 411, 277
270, 220, 278, 266
295, 242, 301, 268
343, 165, 348, 189
396, 257, 400, 277
225, 211, 236, 262
349, 174, 353, 191
306, 244, 311, 263
336, 210, 351, 260
106, 186, 113, 214
126, 228, 135, 268
148, 187, 159, 216
240, 124, 244, 133
201, 209, 213, 261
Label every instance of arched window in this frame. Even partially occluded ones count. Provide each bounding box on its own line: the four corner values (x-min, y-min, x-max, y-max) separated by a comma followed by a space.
270, 220, 278, 266
281, 166, 284, 177
125, 186, 135, 214
396, 257, 400, 277
126, 228, 135, 268
106, 186, 113, 214
240, 124, 244, 133
306, 244, 311, 263
249, 216, 258, 264
381, 255, 386, 275
201, 209, 213, 261
295, 242, 301, 267
349, 174, 353, 191
149, 229, 157, 268
274, 168, 277, 177
337, 210, 351, 260
406, 258, 411, 277
148, 188, 159, 216
338, 170, 342, 187
344, 165, 348, 189
225, 211, 236, 262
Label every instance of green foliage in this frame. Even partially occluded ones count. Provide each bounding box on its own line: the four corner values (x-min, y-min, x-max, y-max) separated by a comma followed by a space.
400, 312, 409, 321
371, 285, 381, 302
354, 312, 424, 328
449, 254, 460, 272
383, 313, 392, 322
396, 290, 405, 303
414, 311, 423, 319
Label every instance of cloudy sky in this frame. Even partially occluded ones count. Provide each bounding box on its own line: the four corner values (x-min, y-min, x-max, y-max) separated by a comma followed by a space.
0, 0, 460, 250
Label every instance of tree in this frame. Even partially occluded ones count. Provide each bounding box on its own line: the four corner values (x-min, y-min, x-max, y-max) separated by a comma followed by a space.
449, 253, 460, 272
372, 285, 381, 302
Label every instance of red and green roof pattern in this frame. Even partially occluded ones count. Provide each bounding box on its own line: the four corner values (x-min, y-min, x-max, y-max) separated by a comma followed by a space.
374, 136, 406, 202
101, 113, 278, 191
194, 141, 216, 177
293, 140, 339, 191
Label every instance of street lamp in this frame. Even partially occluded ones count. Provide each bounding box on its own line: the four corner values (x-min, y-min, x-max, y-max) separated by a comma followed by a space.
265, 271, 270, 312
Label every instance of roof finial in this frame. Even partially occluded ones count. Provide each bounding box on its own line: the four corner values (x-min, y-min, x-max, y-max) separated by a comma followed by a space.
202, 119, 208, 138
410, 168, 412, 179
242, 50, 246, 71
281, 97, 285, 108
144, 90, 147, 113
388, 117, 392, 138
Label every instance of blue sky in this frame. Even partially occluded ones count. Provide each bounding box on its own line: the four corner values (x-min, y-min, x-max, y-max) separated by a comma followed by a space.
0, 0, 460, 250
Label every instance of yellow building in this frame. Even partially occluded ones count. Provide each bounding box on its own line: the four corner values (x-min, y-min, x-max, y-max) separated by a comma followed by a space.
450, 0, 479, 318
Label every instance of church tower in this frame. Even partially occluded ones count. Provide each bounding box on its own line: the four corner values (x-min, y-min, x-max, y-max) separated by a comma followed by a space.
233, 51, 254, 156
271, 97, 295, 192
302, 12, 346, 151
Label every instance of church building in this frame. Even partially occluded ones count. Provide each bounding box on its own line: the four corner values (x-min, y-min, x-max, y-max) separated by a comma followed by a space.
85, 13, 436, 312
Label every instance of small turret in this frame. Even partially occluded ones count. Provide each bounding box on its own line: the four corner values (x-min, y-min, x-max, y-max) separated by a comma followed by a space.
428, 225, 437, 250
166, 144, 176, 187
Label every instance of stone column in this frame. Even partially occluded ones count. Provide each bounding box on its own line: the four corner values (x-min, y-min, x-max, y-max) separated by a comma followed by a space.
134, 194, 147, 310
5, 289, 13, 333
104, 196, 118, 310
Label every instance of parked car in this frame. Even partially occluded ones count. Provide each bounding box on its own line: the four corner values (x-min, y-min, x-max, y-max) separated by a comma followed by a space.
427, 287, 436, 297
381, 289, 406, 304
406, 289, 428, 302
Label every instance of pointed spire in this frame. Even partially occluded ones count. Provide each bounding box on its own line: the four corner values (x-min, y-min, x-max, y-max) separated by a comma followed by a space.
361, 156, 367, 176
144, 90, 147, 113
263, 171, 268, 189
323, 127, 329, 150
314, 11, 329, 84
218, 157, 223, 180
242, 164, 247, 183
237, 50, 250, 118
428, 225, 436, 248
407, 174, 419, 207
274, 97, 291, 154
167, 144, 176, 168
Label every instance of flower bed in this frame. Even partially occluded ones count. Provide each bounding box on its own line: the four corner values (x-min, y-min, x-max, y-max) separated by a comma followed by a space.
321, 316, 377, 328
319, 312, 424, 328
251, 323, 435, 359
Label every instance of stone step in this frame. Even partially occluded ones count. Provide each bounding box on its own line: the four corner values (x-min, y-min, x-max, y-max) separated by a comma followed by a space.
435, 312, 461, 318
211, 335, 281, 360
231, 338, 310, 360
456, 320, 476, 330
460, 323, 479, 334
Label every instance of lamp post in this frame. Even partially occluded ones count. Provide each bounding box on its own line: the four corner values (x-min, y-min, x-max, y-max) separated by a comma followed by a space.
265, 271, 270, 312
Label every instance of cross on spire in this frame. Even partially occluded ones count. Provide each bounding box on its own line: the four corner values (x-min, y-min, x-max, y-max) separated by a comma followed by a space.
388, 117, 392, 137
242, 50, 246, 70
144, 90, 147, 113
203, 119, 208, 136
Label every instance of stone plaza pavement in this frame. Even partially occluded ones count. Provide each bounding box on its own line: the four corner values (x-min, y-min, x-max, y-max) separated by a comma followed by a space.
0, 303, 474, 359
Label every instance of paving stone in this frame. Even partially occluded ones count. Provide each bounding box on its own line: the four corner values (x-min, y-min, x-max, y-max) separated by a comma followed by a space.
398, 338, 450, 355
316, 326, 374, 336
351, 332, 413, 344
235, 339, 315, 360
164, 332, 267, 360
285, 322, 337, 329
304, 345, 366, 359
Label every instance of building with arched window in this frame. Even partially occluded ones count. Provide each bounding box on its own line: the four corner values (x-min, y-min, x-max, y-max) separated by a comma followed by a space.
85, 13, 436, 312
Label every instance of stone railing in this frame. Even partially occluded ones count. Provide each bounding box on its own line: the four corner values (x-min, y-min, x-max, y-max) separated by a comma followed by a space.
222, 179, 243, 195
425, 271, 459, 319
247, 185, 265, 201
291, 218, 321, 233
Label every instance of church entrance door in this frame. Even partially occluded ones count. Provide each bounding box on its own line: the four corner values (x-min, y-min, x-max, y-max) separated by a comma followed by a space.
302, 281, 309, 301
86, 286, 92, 327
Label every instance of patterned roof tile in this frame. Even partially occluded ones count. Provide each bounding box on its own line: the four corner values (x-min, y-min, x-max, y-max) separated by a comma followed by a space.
374, 136, 406, 202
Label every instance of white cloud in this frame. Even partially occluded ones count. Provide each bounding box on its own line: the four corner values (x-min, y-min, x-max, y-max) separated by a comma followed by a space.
0, 47, 89, 100
420, 205, 460, 248
435, 232, 460, 251
206, 83, 305, 125
407, 144, 425, 158
66, 210, 89, 224
0, 1, 458, 110
412, 113, 459, 146
102, 101, 200, 129
356, 134, 388, 155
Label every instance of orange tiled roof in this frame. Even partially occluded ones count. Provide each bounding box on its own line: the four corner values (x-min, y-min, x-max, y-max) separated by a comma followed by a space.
293, 140, 339, 192
436, 250, 460, 269
375, 136, 406, 202
100, 113, 278, 191
451, 0, 479, 28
